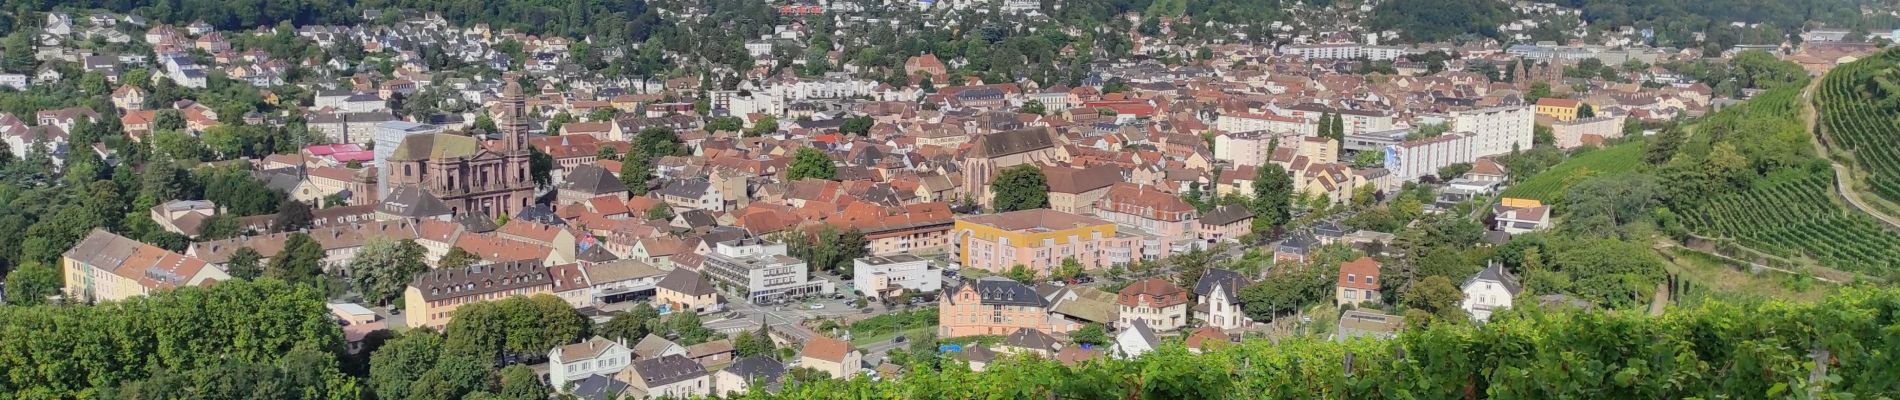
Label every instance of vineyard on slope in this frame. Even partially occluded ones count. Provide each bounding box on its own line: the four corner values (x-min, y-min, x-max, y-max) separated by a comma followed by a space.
1683, 167, 1900, 272
1815, 49, 1900, 205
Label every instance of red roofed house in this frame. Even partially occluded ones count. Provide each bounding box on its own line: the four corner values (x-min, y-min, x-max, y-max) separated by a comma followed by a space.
1092, 183, 1199, 256
63, 229, 228, 303
904, 54, 947, 80
1335, 256, 1381, 307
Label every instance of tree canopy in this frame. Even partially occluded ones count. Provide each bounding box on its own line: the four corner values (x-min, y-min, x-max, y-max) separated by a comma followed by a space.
990, 165, 1050, 212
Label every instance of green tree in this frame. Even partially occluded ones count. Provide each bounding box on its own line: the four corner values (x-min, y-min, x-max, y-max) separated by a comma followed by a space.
706, 116, 744, 132
494, 364, 547, 400
1052, 257, 1085, 282
645, 203, 674, 220
839, 116, 875, 135
990, 165, 1050, 212
1070, 323, 1108, 346
1005, 264, 1038, 284
600, 303, 661, 342
1351, 151, 1384, 168
595, 146, 620, 161
1020, 100, 1046, 115
370, 330, 443, 400
272, 198, 313, 232
3, 261, 60, 306
785, 147, 838, 181
226, 247, 265, 280
1526, 81, 1552, 103
1250, 164, 1293, 231
1577, 103, 1596, 118
746, 115, 779, 137
265, 233, 325, 285
1400, 275, 1466, 322
348, 238, 430, 306
528, 147, 554, 188
439, 247, 482, 269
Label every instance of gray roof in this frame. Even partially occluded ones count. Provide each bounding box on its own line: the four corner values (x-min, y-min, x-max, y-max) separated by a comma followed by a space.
951, 277, 1048, 308
654, 178, 711, 199
723, 356, 785, 386
559, 164, 627, 195
569, 375, 628, 400
656, 268, 716, 296
1193, 268, 1246, 304
1004, 328, 1060, 352
630, 354, 706, 388
1465, 262, 1523, 296
1123, 319, 1160, 348
407, 260, 550, 302
378, 186, 453, 217
676, 209, 717, 228
1198, 204, 1253, 226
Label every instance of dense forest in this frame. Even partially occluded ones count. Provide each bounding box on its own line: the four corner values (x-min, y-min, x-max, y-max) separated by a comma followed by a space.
5, 279, 1899, 398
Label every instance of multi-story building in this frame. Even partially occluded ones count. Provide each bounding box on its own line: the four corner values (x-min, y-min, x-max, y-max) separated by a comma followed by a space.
62, 229, 228, 303
1116, 278, 1190, 331
655, 268, 722, 314
1280, 43, 1416, 60
852, 255, 941, 300
1385, 133, 1475, 182
615, 354, 711, 400
1450, 105, 1535, 158
832, 202, 955, 256
796, 336, 863, 379
402, 260, 553, 329
953, 209, 1143, 276
1042, 165, 1122, 215
548, 336, 633, 393
1286, 106, 1395, 137
1214, 112, 1303, 136
699, 238, 832, 304
1534, 98, 1582, 122
1212, 130, 1302, 167
1461, 262, 1521, 322
938, 277, 1052, 338
1550, 115, 1626, 149
1092, 183, 1199, 255
383, 81, 535, 219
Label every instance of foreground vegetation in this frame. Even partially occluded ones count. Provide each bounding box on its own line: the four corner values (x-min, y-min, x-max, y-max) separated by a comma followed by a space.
761, 286, 1900, 399
7, 278, 1900, 399
1499, 140, 1644, 203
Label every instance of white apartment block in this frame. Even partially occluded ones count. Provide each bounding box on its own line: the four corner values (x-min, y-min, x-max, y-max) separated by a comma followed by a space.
1385, 133, 1475, 182
1215, 111, 1304, 135
1450, 105, 1534, 158
1281, 43, 1415, 61
1212, 130, 1297, 167
701, 238, 833, 304
852, 255, 942, 300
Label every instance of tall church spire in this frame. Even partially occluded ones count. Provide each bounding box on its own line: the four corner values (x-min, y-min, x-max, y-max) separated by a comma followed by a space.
501, 77, 529, 152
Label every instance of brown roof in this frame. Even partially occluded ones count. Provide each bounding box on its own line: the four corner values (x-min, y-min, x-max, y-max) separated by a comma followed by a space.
1040, 164, 1122, 194
1117, 277, 1188, 307
1535, 98, 1581, 108
968, 127, 1055, 158
656, 268, 716, 296
1184, 326, 1236, 349
66, 229, 215, 291
800, 336, 854, 363
407, 259, 551, 302
1337, 256, 1381, 291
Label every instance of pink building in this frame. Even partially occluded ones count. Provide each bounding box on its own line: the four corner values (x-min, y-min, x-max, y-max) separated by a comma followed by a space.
938, 277, 1053, 338
1092, 183, 1199, 253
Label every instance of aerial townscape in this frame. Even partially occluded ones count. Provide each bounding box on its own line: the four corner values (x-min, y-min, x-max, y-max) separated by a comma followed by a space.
4, 0, 1900, 398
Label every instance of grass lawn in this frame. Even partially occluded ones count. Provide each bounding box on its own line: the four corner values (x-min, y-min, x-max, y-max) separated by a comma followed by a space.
1660, 247, 1833, 304
1500, 141, 1645, 203
852, 326, 932, 347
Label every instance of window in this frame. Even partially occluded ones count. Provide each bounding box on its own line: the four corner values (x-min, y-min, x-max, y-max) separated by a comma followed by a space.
1347, 274, 1356, 283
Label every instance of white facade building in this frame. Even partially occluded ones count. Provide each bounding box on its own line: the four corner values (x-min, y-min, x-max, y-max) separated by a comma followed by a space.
1385, 133, 1475, 182
1460, 262, 1521, 322
852, 255, 942, 300
1450, 105, 1535, 158
1215, 112, 1304, 135
701, 238, 834, 304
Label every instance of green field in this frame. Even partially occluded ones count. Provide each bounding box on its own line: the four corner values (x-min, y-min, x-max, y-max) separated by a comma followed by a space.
1499, 140, 1645, 203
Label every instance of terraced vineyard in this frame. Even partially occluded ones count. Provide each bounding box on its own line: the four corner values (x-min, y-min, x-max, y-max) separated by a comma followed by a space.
1815, 50, 1900, 205
1684, 169, 1900, 272
1499, 140, 1643, 202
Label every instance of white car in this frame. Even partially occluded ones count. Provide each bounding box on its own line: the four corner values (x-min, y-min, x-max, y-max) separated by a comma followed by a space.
808, 304, 826, 310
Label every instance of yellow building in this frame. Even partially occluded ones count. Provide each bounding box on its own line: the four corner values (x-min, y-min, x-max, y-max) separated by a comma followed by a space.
63, 229, 228, 303
1534, 98, 1582, 122
403, 260, 553, 329
953, 209, 1142, 275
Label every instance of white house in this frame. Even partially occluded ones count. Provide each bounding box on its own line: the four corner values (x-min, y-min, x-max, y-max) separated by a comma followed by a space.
616, 354, 711, 400
1460, 262, 1522, 322
1111, 319, 1159, 359
548, 336, 633, 392
1192, 268, 1250, 330
1492, 198, 1552, 235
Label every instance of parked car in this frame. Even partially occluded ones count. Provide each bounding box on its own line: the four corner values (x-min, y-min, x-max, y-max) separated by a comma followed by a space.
808, 304, 826, 310
893, 335, 907, 344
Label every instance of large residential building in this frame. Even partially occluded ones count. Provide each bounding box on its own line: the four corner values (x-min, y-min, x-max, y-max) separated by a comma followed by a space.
1450, 105, 1535, 158
939, 277, 1052, 338
852, 255, 941, 300
402, 260, 553, 329
548, 336, 634, 392
1093, 183, 1200, 255
953, 209, 1143, 276
699, 238, 832, 304
1461, 262, 1522, 322
1280, 43, 1415, 60
382, 81, 535, 219
1041, 164, 1122, 215
1214, 111, 1303, 135
1533, 98, 1582, 122
1385, 133, 1475, 182
655, 268, 722, 314
1117, 278, 1190, 331
62, 230, 228, 303
1550, 115, 1626, 149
